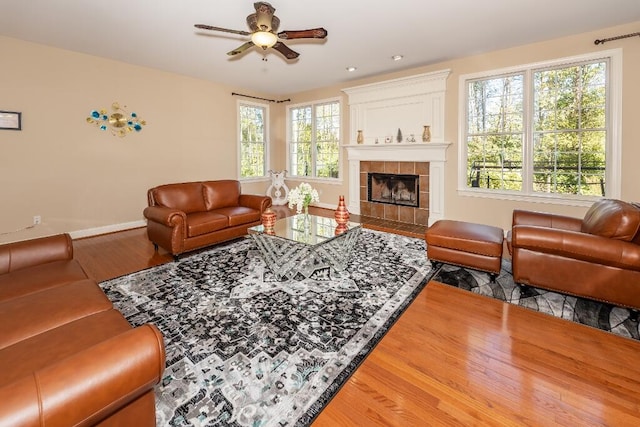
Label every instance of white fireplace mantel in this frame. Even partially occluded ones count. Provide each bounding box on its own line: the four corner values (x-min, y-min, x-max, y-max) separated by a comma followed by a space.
346, 143, 451, 225
342, 70, 451, 225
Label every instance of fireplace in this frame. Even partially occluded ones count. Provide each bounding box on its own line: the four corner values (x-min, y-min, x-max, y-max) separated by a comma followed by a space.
368, 173, 419, 207
345, 144, 450, 226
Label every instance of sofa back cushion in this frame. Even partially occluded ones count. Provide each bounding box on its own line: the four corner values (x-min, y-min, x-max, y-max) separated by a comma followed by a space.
149, 182, 206, 214
581, 199, 640, 242
203, 180, 241, 210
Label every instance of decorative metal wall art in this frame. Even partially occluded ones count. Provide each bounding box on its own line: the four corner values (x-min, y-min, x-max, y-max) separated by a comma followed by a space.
86, 102, 146, 137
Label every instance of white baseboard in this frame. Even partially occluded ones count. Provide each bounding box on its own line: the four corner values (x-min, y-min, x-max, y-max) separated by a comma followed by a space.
69, 220, 147, 240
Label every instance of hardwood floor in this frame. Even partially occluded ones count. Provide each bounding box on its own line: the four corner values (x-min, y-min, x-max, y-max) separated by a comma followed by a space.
72, 210, 640, 426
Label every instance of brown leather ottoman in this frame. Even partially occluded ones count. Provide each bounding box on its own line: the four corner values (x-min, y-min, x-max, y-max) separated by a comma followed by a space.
426, 220, 504, 279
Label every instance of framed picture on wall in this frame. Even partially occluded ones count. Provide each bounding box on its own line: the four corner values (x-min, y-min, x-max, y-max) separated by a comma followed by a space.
0, 111, 22, 130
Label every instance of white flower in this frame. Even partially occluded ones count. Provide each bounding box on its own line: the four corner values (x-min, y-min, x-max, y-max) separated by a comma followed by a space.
287, 182, 320, 214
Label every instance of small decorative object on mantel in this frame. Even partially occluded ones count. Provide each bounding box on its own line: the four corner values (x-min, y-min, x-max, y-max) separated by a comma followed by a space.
334, 195, 350, 225
422, 125, 431, 142
356, 130, 364, 144
407, 134, 416, 143
86, 102, 146, 138
396, 128, 403, 143
261, 207, 277, 234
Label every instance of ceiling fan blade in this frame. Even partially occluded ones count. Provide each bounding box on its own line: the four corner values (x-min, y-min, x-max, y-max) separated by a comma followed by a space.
194, 24, 251, 37
272, 42, 299, 60
277, 28, 328, 40
227, 41, 255, 56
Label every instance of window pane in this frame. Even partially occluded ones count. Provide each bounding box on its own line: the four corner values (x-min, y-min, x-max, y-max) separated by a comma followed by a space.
241, 141, 265, 177
467, 75, 524, 191
467, 75, 523, 134
291, 106, 312, 143
316, 141, 339, 178
533, 61, 606, 196
315, 102, 340, 178
291, 141, 312, 176
288, 100, 340, 179
239, 104, 266, 178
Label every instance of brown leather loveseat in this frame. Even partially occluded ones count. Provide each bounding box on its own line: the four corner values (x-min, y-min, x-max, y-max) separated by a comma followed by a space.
0, 233, 165, 426
144, 180, 272, 256
509, 199, 640, 309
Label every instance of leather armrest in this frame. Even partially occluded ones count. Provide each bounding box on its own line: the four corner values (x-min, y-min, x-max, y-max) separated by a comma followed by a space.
143, 206, 186, 227
512, 225, 640, 271
0, 324, 165, 427
512, 209, 582, 231
0, 234, 73, 275
239, 194, 272, 212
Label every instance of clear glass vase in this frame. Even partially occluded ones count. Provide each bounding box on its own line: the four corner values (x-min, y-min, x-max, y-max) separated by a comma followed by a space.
303, 205, 310, 229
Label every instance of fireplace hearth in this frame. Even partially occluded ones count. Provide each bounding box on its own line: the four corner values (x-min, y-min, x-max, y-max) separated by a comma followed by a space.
368, 173, 419, 207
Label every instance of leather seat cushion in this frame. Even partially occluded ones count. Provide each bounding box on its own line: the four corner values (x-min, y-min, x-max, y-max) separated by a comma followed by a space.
426, 220, 504, 257
0, 309, 131, 386
186, 212, 229, 237
214, 207, 261, 227
0, 280, 113, 350
581, 199, 640, 241
0, 260, 88, 303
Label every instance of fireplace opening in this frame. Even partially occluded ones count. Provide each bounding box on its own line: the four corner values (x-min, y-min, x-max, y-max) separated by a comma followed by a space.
368, 173, 419, 207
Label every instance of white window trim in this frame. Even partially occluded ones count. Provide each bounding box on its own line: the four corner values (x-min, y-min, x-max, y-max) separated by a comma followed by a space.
237, 99, 270, 181
457, 48, 622, 207
286, 96, 343, 182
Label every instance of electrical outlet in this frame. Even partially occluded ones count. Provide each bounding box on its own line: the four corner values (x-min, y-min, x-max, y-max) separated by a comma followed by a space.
33, 215, 41, 225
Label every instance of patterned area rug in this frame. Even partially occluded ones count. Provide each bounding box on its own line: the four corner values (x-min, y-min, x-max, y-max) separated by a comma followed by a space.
99, 229, 432, 426
433, 260, 640, 340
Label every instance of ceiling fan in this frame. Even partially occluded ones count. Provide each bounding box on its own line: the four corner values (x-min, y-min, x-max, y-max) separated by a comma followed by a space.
195, 2, 327, 60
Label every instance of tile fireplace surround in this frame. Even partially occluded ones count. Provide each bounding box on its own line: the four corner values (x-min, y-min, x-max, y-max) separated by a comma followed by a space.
345, 143, 450, 226
361, 161, 428, 225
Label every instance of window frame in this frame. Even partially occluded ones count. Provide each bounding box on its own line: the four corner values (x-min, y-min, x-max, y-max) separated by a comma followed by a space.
457, 48, 622, 207
286, 97, 343, 183
237, 100, 270, 182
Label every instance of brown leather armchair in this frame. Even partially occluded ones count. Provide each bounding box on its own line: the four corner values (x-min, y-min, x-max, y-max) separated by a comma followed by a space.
509, 199, 640, 309
144, 180, 272, 255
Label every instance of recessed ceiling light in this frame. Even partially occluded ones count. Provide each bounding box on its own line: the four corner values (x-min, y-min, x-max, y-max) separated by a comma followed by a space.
346, 66, 357, 72
391, 55, 404, 61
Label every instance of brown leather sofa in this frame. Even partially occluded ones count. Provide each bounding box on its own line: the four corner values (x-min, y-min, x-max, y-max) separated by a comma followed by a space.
0, 233, 165, 426
144, 180, 272, 256
509, 199, 640, 309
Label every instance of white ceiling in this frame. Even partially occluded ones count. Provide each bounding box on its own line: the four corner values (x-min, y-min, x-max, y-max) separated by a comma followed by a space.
2, 0, 639, 96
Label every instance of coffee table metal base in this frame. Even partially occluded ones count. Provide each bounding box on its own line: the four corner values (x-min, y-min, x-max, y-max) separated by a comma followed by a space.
250, 227, 361, 281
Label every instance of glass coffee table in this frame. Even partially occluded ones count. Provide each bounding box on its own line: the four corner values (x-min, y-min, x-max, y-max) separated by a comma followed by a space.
248, 214, 362, 281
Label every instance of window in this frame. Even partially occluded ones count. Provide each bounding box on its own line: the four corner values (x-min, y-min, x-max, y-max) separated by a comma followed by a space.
238, 102, 268, 179
460, 50, 621, 203
288, 99, 341, 179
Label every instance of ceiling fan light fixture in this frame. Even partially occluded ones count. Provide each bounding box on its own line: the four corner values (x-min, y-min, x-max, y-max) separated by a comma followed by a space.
251, 31, 278, 49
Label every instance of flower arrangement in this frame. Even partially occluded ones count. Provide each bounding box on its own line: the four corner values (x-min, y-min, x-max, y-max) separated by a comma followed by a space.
287, 182, 319, 214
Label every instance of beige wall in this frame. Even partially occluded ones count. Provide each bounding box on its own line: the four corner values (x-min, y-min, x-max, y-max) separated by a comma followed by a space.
288, 21, 640, 230
2, 20, 639, 243
0, 36, 274, 243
